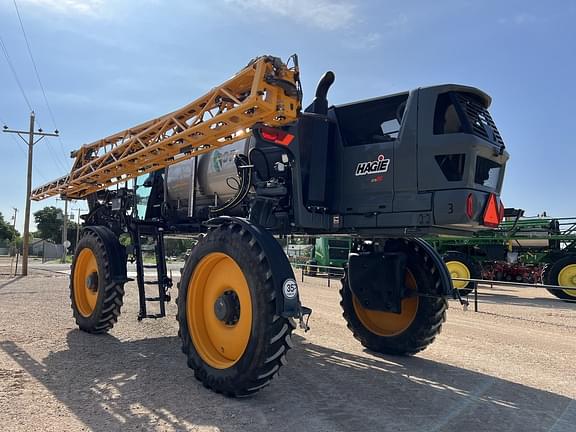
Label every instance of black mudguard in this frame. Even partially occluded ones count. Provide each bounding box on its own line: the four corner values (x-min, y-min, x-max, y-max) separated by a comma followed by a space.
412, 238, 454, 296
81, 226, 128, 285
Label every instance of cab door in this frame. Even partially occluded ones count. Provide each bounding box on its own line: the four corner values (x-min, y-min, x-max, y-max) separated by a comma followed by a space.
334, 93, 408, 215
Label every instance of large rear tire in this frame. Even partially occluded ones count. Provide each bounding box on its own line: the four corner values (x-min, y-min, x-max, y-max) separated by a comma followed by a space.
340, 241, 447, 356
177, 222, 294, 396
543, 255, 576, 301
70, 228, 126, 334
442, 251, 481, 296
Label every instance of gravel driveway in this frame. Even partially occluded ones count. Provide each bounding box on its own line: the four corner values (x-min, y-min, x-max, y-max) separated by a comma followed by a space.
0, 270, 575, 432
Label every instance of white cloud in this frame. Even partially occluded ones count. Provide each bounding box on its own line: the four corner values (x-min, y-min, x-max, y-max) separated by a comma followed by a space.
385, 13, 408, 29
498, 13, 538, 25
18, 0, 105, 16
343, 32, 381, 50
342, 14, 408, 50
225, 0, 357, 31
514, 13, 536, 24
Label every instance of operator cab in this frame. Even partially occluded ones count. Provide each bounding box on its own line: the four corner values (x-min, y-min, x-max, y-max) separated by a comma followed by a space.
255, 75, 509, 236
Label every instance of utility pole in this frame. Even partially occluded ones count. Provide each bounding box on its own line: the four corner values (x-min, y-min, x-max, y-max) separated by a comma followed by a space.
61, 198, 68, 263
3, 112, 59, 276
71, 208, 85, 247
11, 207, 18, 229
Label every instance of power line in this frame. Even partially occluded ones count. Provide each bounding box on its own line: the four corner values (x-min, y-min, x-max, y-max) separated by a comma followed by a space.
12, 0, 69, 170
19, 140, 50, 181
0, 34, 61, 176
3, 112, 59, 276
2, 112, 50, 182
0, 33, 33, 112
13, 0, 55, 125
8, 132, 50, 182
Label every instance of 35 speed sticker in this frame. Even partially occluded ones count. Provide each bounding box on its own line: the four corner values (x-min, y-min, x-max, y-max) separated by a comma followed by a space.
282, 279, 298, 299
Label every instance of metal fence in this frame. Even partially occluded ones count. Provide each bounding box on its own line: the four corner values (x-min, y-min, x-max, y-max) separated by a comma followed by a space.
291, 263, 576, 310
0, 253, 20, 277
453, 277, 576, 311
291, 263, 345, 287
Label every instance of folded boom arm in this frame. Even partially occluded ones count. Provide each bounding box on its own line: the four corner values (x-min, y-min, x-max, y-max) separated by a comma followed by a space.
31, 55, 301, 200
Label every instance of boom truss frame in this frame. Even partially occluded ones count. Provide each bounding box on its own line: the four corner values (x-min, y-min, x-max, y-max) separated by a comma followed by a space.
31, 55, 301, 200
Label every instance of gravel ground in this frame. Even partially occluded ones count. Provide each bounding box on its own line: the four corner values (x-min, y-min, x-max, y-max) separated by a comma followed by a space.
0, 268, 575, 432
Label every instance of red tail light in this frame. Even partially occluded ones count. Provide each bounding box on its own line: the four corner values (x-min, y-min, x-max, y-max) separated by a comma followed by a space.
483, 194, 502, 227
259, 127, 294, 146
466, 193, 474, 219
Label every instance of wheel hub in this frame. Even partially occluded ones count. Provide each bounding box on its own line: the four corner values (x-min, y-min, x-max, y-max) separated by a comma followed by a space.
86, 271, 99, 293
188, 252, 253, 369
558, 264, 576, 288
74, 247, 99, 318
445, 260, 471, 289
214, 290, 240, 325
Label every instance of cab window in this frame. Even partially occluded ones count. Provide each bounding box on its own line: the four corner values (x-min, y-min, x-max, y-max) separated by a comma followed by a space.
335, 93, 409, 147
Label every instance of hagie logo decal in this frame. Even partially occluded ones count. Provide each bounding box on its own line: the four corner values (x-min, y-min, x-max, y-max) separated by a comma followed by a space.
355, 154, 391, 176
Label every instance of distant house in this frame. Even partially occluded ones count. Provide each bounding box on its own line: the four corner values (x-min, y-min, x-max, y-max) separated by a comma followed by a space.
30, 239, 64, 259
0, 239, 10, 255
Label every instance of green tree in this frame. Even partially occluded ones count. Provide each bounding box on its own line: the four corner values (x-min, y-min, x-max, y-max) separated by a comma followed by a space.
33, 206, 80, 249
34, 206, 63, 242
65, 222, 79, 250
164, 238, 196, 257
0, 212, 19, 243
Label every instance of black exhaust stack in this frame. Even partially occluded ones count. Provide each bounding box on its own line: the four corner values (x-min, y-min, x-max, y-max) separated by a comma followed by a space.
304, 71, 335, 115
298, 71, 336, 210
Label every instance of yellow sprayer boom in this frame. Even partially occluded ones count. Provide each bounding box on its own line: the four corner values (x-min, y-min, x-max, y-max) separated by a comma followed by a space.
31, 55, 301, 201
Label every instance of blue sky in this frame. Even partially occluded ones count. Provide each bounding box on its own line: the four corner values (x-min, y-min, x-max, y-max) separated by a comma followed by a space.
0, 0, 574, 232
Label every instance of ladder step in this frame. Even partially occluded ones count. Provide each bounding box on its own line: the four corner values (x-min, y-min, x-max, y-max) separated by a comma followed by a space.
139, 313, 165, 320
134, 226, 169, 321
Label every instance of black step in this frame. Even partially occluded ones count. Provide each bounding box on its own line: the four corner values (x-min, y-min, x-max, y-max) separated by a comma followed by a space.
145, 297, 162, 301
143, 264, 157, 269
143, 281, 159, 285
138, 313, 166, 320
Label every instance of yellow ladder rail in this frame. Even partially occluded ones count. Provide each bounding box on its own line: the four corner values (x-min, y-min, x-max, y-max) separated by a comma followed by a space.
31, 55, 301, 201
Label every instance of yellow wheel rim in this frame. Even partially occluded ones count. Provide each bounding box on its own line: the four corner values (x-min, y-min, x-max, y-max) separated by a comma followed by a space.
446, 260, 471, 289
187, 252, 252, 369
73, 248, 99, 318
558, 264, 576, 298
352, 271, 419, 337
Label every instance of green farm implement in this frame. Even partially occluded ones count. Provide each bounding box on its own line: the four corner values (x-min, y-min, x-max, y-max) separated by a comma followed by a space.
429, 212, 576, 300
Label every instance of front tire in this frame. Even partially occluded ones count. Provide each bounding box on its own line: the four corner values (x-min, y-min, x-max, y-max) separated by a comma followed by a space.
341, 241, 447, 356
543, 255, 576, 301
70, 228, 126, 334
177, 222, 294, 396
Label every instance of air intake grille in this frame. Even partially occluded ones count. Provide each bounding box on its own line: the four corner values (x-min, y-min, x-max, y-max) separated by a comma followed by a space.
456, 93, 504, 145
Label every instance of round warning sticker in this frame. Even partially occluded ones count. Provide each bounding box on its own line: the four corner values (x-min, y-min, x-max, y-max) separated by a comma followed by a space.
282, 279, 298, 299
